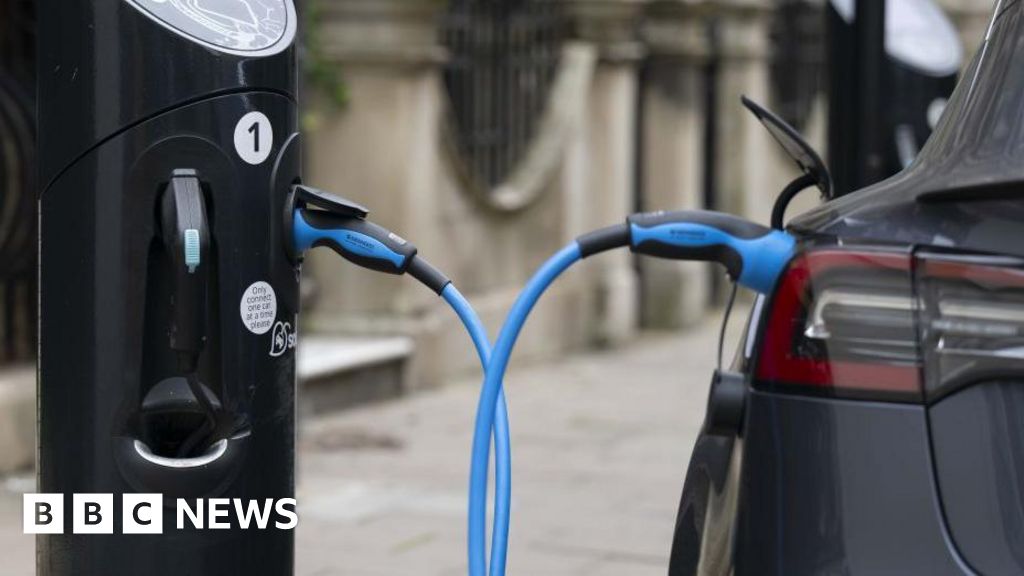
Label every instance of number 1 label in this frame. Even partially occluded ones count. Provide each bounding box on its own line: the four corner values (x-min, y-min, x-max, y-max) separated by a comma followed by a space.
234, 111, 273, 165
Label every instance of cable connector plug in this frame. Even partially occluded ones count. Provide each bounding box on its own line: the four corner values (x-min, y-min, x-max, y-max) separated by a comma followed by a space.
628, 210, 795, 294
286, 185, 451, 293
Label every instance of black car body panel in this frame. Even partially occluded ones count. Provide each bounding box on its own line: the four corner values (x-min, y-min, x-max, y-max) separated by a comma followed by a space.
694, 3, 1024, 574
735, 391, 971, 576
929, 381, 1024, 575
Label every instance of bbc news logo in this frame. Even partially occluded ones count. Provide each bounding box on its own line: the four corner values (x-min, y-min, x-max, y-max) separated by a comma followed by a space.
23, 494, 298, 534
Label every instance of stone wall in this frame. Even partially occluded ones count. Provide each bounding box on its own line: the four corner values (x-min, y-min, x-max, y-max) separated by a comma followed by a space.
303, 0, 645, 388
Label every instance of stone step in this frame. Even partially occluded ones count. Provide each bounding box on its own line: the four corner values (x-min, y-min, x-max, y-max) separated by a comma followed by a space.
0, 366, 33, 475
297, 335, 414, 416
0, 335, 413, 474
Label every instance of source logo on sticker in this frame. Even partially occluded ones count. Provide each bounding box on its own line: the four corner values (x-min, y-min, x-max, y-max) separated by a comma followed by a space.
240, 281, 277, 335
269, 320, 296, 357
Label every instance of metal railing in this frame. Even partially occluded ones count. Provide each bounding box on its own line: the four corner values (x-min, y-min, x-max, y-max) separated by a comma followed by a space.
441, 0, 565, 191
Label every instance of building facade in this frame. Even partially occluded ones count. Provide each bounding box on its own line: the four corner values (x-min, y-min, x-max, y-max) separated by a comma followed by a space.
300, 0, 992, 387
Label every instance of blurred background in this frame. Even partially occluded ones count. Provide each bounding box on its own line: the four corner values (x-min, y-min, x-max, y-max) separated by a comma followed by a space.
0, 0, 996, 573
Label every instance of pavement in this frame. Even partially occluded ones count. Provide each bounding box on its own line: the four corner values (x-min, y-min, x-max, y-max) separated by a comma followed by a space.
0, 309, 739, 575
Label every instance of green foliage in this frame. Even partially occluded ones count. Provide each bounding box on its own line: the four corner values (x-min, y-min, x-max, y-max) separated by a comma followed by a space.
302, 0, 349, 112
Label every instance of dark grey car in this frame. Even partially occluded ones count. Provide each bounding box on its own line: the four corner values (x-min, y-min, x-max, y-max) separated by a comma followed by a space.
669, 1, 1024, 574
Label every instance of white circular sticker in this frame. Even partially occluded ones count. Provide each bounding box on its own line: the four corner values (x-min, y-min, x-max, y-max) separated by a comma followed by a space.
240, 281, 277, 335
234, 111, 273, 165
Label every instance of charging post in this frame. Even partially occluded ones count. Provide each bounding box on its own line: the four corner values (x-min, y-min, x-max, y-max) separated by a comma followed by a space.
38, 1, 301, 573
826, 0, 961, 194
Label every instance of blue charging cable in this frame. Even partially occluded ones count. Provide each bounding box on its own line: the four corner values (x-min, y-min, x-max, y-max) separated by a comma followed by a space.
286, 187, 797, 576
468, 211, 796, 576
467, 243, 581, 576
286, 185, 512, 576
442, 284, 511, 576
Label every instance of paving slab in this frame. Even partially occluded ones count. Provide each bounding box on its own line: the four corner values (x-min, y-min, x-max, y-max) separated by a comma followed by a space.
293, 309, 739, 575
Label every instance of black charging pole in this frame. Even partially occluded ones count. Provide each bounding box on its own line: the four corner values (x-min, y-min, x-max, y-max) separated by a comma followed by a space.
827, 0, 960, 195
827, 0, 887, 194
38, 2, 300, 574
853, 0, 887, 188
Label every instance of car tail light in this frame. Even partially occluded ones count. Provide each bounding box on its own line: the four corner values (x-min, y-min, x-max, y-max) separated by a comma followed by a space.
755, 248, 922, 401
916, 252, 1024, 401
756, 247, 1024, 402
